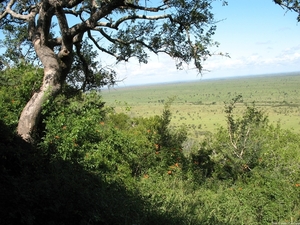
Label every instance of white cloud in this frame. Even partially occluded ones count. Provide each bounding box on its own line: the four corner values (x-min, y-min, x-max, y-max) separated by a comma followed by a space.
100, 41, 300, 86
203, 44, 300, 73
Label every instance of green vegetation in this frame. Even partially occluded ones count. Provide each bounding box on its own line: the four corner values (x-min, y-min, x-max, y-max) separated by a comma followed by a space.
102, 73, 300, 139
0, 0, 224, 142
1, 66, 300, 224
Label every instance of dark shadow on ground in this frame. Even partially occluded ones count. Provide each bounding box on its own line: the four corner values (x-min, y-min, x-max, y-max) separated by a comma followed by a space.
0, 120, 187, 225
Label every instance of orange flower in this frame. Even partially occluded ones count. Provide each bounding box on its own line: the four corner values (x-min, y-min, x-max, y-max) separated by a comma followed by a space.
147, 129, 151, 133
155, 144, 160, 150
175, 163, 179, 167
155, 151, 159, 155
295, 183, 300, 187
62, 126, 67, 130
100, 121, 105, 125
167, 170, 172, 175
143, 174, 149, 179
55, 135, 60, 139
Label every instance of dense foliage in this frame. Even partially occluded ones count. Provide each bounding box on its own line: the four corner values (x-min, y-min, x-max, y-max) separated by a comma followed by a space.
1, 65, 300, 224
0, 64, 43, 127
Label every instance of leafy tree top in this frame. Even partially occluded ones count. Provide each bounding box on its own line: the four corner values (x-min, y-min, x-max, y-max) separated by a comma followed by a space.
0, 0, 225, 87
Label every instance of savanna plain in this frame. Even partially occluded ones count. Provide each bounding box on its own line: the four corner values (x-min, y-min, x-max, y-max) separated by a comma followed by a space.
102, 72, 300, 140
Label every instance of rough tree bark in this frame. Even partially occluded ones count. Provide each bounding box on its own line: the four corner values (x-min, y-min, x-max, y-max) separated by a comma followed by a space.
15, 2, 74, 143
17, 37, 65, 142
13, 0, 124, 142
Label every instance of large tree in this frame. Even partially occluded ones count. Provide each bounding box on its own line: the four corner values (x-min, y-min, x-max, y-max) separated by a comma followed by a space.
0, 0, 225, 142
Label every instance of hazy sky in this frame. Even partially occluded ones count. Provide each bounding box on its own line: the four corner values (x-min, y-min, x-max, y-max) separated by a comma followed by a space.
110, 0, 300, 86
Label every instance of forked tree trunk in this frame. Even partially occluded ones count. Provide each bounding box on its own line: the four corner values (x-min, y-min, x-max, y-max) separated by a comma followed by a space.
17, 38, 63, 143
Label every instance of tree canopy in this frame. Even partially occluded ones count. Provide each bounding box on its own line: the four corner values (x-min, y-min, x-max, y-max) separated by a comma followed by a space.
0, 0, 226, 142
0, 0, 225, 81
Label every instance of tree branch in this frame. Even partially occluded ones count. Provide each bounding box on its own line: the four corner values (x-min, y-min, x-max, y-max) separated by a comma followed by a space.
276, 1, 300, 12
74, 41, 90, 91
65, 0, 84, 8
87, 30, 119, 59
55, 6, 72, 46
69, 0, 126, 37
111, 14, 171, 29
93, 27, 170, 62
1, 0, 36, 21
123, 2, 165, 12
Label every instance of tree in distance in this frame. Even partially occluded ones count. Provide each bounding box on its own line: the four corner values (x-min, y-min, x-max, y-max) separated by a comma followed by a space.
0, 0, 227, 142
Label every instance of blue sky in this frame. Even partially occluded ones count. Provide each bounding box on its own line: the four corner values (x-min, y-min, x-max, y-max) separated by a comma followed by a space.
111, 0, 300, 86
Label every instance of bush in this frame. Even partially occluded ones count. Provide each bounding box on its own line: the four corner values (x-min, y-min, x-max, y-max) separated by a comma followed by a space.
0, 64, 43, 128
191, 96, 269, 181
40, 92, 188, 180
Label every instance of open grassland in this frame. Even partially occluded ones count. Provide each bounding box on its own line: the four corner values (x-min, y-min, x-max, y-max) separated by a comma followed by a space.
102, 73, 300, 139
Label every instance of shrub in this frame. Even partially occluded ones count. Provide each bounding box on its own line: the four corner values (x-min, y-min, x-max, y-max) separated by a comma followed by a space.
0, 64, 43, 128
40, 92, 188, 181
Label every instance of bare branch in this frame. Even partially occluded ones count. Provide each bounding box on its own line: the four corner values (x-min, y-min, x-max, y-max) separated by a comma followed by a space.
63, 9, 81, 17
0, 0, 14, 20
96, 28, 119, 44
69, 0, 126, 37
68, 1, 170, 37
92, 27, 168, 61
87, 30, 119, 59
48, 37, 62, 48
227, 123, 238, 150
0, 7, 8, 20
55, 6, 72, 48
2, 0, 36, 21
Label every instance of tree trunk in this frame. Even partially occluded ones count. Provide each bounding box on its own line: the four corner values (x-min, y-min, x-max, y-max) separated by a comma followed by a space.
17, 38, 63, 143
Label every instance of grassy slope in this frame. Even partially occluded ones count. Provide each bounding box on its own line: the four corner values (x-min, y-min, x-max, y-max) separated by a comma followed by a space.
102, 73, 300, 139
